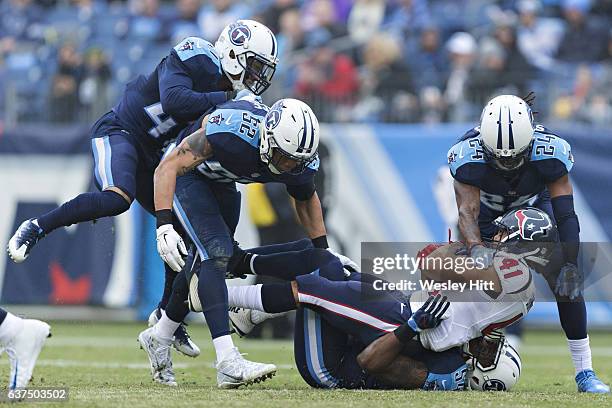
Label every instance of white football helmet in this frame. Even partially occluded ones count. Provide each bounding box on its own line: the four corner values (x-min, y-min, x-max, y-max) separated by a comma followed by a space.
479, 94, 535, 171
215, 20, 279, 95
467, 335, 522, 391
260, 98, 320, 175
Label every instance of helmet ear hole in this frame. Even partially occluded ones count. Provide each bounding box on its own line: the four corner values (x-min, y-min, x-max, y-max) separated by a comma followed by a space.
229, 50, 236, 59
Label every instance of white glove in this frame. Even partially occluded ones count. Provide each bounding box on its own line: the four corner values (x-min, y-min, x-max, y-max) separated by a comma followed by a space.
327, 248, 360, 272
156, 224, 188, 272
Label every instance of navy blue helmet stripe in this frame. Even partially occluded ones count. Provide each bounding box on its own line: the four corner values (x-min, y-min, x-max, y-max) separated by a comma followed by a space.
508, 109, 515, 149
269, 30, 277, 57
497, 107, 503, 149
305, 110, 315, 153
297, 109, 308, 153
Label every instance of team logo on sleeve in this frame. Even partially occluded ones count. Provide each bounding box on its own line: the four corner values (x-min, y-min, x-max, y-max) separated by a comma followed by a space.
178, 40, 195, 51
265, 101, 284, 130
229, 23, 251, 46
209, 113, 224, 125
514, 209, 552, 241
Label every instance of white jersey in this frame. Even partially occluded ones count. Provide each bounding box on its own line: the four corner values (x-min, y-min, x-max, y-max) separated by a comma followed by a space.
415, 251, 535, 352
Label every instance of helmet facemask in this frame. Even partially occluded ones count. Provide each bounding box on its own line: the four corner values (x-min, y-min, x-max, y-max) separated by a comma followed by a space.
482, 140, 533, 172
260, 129, 316, 175
464, 332, 506, 372
237, 52, 276, 95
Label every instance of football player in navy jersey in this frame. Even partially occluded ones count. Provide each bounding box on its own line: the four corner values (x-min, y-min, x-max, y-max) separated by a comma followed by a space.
139, 96, 347, 388
447, 94, 609, 393
8, 20, 278, 358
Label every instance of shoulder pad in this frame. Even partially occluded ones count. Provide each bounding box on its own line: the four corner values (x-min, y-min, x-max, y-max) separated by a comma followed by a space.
493, 253, 533, 295
206, 107, 263, 148
307, 155, 320, 172
458, 126, 481, 141
447, 135, 486, 177
530, 128, 574, 173
174, 37, 219, 64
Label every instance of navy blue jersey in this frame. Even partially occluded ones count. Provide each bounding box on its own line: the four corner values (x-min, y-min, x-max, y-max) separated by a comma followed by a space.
447, 124, 574, 218
113, 37, 228, 149
176, 98, 319, 199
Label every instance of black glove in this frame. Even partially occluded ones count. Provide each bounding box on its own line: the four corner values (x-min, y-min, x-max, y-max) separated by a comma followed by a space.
395, 294, 450, 343
555, 262, 583, 300
225, 90, 238, 101
226, 244, 252, 279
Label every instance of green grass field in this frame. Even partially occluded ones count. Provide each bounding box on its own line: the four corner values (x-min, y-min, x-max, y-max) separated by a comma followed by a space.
1, 322, 610, 407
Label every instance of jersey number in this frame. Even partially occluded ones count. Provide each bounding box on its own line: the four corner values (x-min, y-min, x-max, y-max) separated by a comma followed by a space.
500, 258, 524, 279
468, 139, 484, 160
534, 133, 556, 156
145, 103, 177, 138
239, 112, 260, 139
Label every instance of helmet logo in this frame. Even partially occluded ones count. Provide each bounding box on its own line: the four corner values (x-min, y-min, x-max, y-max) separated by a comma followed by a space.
482, 379, 506, 391
265, 101, 284, 129
514, 209, 551, 241
229, 23, 251, 46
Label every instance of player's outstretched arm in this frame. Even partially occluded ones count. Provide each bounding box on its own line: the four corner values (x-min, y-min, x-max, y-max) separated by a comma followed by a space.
153, 126, 213, 212
294, 191, 327, 244
454, 179, 482, 248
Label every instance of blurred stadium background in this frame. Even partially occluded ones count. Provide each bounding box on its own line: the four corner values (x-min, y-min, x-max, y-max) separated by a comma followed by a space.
1, 0, 611, 332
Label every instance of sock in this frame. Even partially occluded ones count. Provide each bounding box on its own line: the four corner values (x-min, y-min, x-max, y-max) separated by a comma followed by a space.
213, 334, 235, 362
37, 190, 130, 234
557, 301, 587, 339
153, 312, 179, 344
158, 264, 177, 310
568, 337, 593, 374
165, 270, 190, 323
0, 312, 24, 345
227, 284, 264, 311
261, 282, 297, 313
252, 248, 336, 280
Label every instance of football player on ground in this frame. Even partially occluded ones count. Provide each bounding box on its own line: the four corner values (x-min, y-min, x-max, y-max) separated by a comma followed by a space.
7, 20, 279, 358
447, 94, 609, 393
139, 96, 342, 388
0, 308, 50, 389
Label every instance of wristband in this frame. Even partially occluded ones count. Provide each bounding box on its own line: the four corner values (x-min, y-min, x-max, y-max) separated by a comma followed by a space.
394, 323, 418, 344
156, 209, 173, 228
311, 235, 329, 249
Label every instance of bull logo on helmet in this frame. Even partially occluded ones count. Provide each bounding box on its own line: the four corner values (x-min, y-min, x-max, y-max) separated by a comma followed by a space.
229, 23, 251, 46
514, 209, 552, 241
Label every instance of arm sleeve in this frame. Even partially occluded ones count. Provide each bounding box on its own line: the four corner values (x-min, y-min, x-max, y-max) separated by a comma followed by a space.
551, 194, 580, 265
286, 180, 316, 201
158, 54, 228, 122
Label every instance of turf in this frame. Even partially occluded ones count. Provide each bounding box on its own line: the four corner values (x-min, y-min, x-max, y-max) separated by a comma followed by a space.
1, 322, 610, 407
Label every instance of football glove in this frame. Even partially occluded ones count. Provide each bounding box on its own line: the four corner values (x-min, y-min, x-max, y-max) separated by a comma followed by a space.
555, 262, 583, 300
156, 224, 187, 272
407, 294, 450, 333
456, 244, 495, 268
327, 248, 360, 272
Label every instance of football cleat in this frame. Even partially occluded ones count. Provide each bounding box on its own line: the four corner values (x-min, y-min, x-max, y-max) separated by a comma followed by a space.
229, 307, 255, 337
138, 327, 177, 386
148, 308, 200, 358
7, 219, 45, 263
229, 307, 285, 337
216, 347, 276, 389
576, 369, 610, 393
1, 319, 51, 389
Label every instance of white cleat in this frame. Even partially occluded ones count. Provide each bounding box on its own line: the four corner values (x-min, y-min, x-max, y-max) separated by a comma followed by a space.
216, 347, 277, 389
7, 219, 45, 263
2, 319, 51, 389
229, 307, 256, 337
148, 308, 200, 358
229, 307, 287, 338
138, 327, 177, 386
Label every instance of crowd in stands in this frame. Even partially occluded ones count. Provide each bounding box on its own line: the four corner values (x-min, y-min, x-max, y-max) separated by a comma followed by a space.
1, 0, 611, 125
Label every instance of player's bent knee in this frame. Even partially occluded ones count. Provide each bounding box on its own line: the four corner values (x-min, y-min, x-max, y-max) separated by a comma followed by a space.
104, 186, 132, 206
